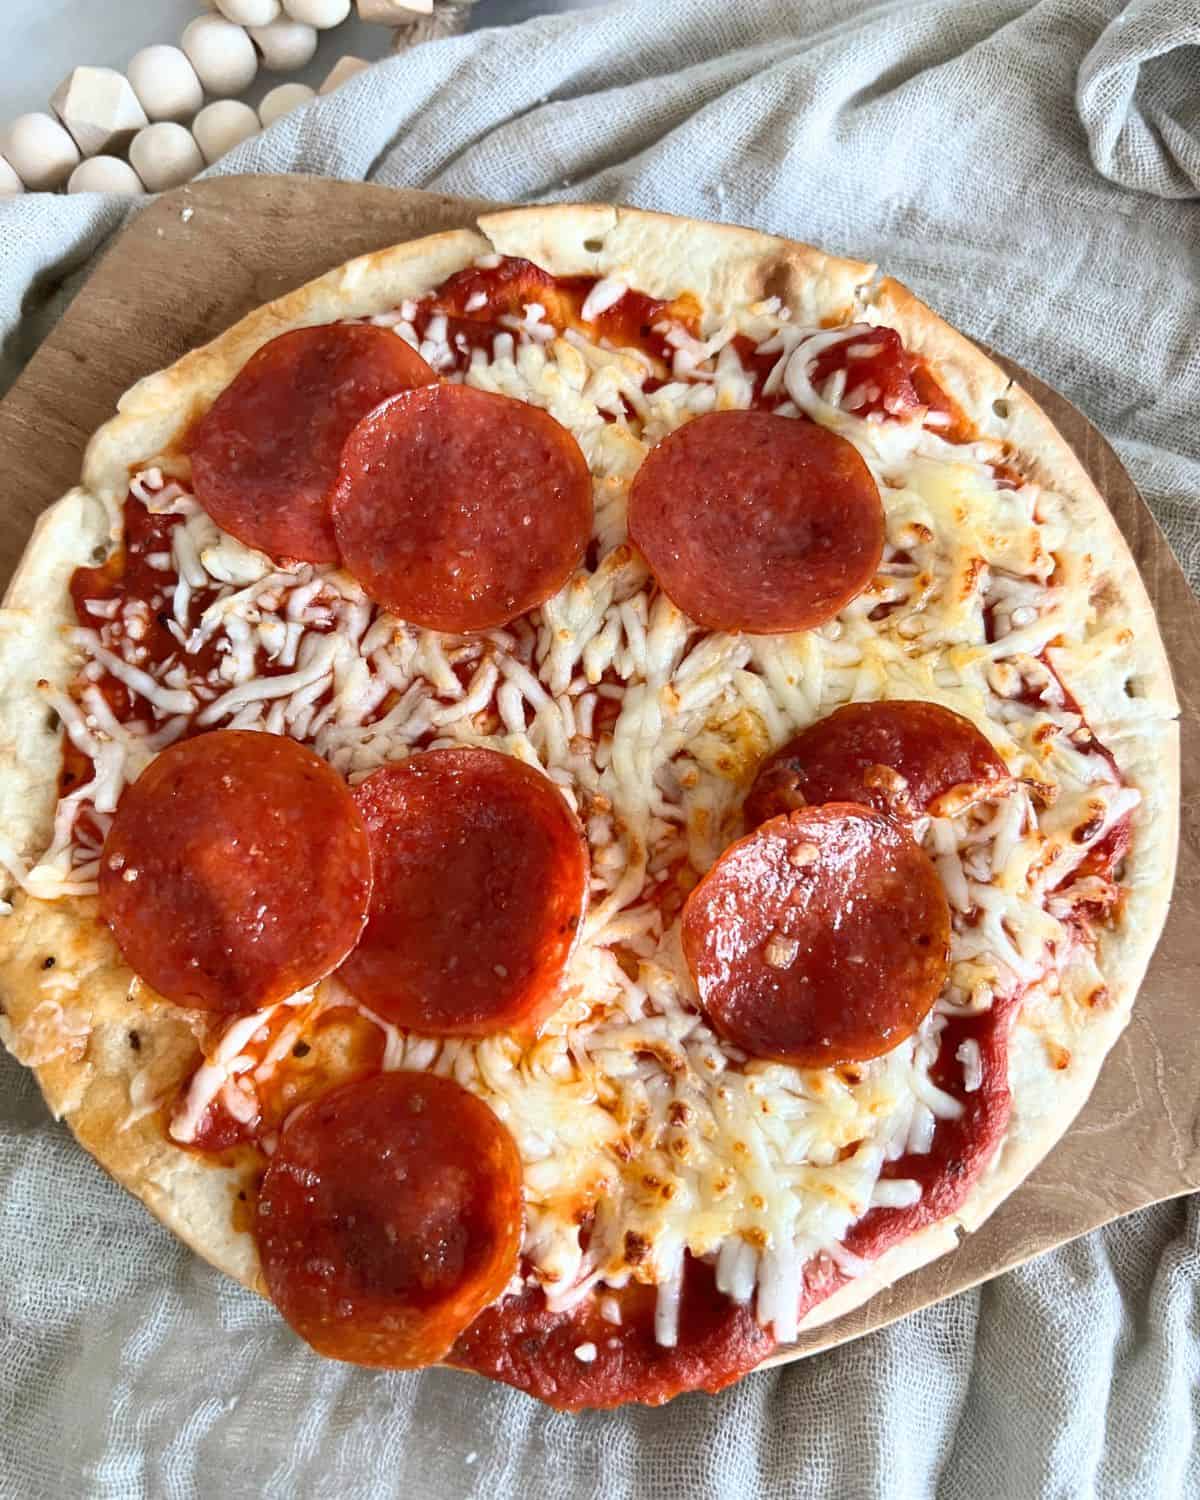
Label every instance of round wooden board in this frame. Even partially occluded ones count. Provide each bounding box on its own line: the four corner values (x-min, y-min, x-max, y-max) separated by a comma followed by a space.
0, 177, 1196, 1367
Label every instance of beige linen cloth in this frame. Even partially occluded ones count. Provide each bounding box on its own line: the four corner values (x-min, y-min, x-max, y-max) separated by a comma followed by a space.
0, 1, 1196, 1495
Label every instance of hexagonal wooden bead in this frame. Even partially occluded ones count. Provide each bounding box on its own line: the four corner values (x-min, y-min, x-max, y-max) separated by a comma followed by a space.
50, 66, 148, 158
319, 55, 369, 94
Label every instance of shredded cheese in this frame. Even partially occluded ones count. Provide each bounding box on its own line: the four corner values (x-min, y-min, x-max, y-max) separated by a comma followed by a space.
29, 271, 1140, 1344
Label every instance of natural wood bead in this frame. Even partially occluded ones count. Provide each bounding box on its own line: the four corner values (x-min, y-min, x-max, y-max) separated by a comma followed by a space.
129, 121, 205, 191
2, 113, 80, 191
356, 0, 434, 19
193, 99, 261, 164
181, 14, 260, 96
283, 0, 351, 26
68, 155, 144, 195
215, 0, 282, 23
259, 82, 316, 128
248, 17, 319, 71
127, 45, 205, 123
50, 66, 147, 158
0, 155, 24, 197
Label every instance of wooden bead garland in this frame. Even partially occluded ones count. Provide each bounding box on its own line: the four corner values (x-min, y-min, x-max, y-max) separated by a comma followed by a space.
0, 1, 478, 196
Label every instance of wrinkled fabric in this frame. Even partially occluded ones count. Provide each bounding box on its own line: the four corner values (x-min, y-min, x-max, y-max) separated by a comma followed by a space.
1, 2, 1197, 1496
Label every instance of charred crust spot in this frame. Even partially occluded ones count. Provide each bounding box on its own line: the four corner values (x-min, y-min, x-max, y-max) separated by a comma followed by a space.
237, 1190, 247, 1202
128, 1030, 141, 1052
41, 956, 56, 970
757, 257, 797, 306
624, 1230, 651, 1265
292, 1041, 311, 1058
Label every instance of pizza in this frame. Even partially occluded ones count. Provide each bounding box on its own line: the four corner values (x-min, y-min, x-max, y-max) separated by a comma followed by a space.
0, 205, 1179, 1410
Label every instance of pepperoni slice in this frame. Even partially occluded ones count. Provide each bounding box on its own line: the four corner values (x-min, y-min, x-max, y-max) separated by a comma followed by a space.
745, 700, 1011, 829
331, 384, 593, 631
189, 324, 436, 564
256, 1071, 522, 1368
628, 410, 884, 634
99, 730, 371, 1012
682, 804, 950, 1068
338, 748, 588, 1036
451, 1255, 775, 1410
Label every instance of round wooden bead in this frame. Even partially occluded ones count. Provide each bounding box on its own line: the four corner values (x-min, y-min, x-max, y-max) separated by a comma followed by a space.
259, 82, 316, 128
282, 0, 351, 26
129, 121, 206, 191
181, 14, 259, 96
2, 113, 80, 191
127, 45, 205, 123
193, 99, 260, 164
215, 0, 282, 23
248, 18, 318, 72
0, 155, 24, 197
67, 156, 144, 195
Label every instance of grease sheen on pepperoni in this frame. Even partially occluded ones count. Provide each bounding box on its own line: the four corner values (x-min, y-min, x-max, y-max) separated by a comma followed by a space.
682, 804, 950, 1068
331, 385, 593, 632
99, 730, 371, 1012
745, 699, 1011, 829
628, 410, 885, 635
338, 748, 589, 1036
451, 1255, 774, 1410
189, 324, 436, 564
256, 1072, 522, 1368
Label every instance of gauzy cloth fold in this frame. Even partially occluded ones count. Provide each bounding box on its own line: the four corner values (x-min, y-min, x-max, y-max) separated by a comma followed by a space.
1, 2, 1197, 1496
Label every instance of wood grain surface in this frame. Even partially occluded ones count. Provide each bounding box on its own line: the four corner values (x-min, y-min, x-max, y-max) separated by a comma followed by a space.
0, 176, 1196, 1363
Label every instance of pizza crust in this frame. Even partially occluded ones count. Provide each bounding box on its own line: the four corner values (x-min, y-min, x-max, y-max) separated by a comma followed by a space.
478, 204, 874, 327
0, 203, 1181, 1384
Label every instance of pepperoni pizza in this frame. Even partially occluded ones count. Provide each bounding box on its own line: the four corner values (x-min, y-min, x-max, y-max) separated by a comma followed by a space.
0, 206, 1179, 1409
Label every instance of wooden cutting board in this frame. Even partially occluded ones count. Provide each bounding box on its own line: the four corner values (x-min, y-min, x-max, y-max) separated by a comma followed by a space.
1, 176, 1197, 1364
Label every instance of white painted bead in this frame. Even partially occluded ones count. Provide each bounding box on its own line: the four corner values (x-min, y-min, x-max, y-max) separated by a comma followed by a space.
259, 82, 316, 128
355, 0, 433, 19
67, 155, 144, 195
192, 99, 260, 164
50, 66, 148, 158
129, 121, 206, 192
283, 0, 351, 27
215, 0, 282, 23
319, 54, 369, 94
0, 155, 24, 197
248, 17, 319, 71
127, 46, 204, 123
2, 113, 80, 191
181, 14, 259, 96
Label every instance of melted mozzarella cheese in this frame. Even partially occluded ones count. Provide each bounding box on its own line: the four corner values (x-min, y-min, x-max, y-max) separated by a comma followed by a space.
32, 276, 1140, 1341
